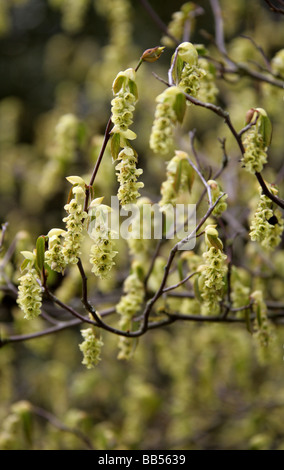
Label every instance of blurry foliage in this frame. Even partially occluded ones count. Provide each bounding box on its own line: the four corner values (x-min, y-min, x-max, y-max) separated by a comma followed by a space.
0, 0, 284, 450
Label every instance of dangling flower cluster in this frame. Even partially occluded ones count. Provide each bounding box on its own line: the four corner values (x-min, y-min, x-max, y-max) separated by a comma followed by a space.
241, 109, 271, 174
110, 68, 144, 205
249, 186, 284, 251
149, 86, 185, 155
177, 42, 206, 99
45, 228, 67, 274
111, 68, 138, 137
116, 262, 145, 360
79, 328, 104, 369
62, 177, 88, 265
198, 225, 227, 315
271, 48, 284, 77
88, 199, 118, 280
251, 290, 271, 349
17, 268, 43, 320
207, 180, 227, 217
197, 58, 219, 103
159, 151, 191, 207
115, 146, 144, 206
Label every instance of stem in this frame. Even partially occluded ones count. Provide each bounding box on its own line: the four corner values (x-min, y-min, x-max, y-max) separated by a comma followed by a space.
84, 116, 113, 212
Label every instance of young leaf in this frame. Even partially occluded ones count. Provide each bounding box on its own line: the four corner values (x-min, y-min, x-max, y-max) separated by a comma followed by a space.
66, 176, 86, 186
112, 74, 126, 95
173, 92, 186, 124
183, 160, 195, 193
36, 236, 46, 272
128, 79, 138, 101
110, 133, 121, 162
258, 113, 272, 147
174, 159, 183, 193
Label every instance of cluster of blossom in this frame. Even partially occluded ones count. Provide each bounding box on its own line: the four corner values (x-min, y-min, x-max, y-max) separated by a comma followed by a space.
17, 268, 43, 320
115, 146, 144, 206
61, 181, 88, 265
197, 226, 227, 315
111, 68, 144, 205
79, 327, 104, 369
207, 180, 227, 217
149, 86, 183, 155
241, 109, 271, 174
159, 150, 191, 207
197, 58, 219, 104
177, 42, 206, 100
88, 199, 118, 280
116, 262, 145, 360
249, 186, 284, 251
45, 228, 67, 274
150, 42, 218, 155
44, 177, 87, 273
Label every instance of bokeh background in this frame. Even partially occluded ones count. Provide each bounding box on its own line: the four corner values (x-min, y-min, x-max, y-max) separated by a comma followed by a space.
1, 0, 284, 450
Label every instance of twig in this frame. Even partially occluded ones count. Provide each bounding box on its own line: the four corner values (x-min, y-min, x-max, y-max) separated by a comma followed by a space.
187, 157, 213, 206
163, 271, 198, 293
264, 0, 284, 14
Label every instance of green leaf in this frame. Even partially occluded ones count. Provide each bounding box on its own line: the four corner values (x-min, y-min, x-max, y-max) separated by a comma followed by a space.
194, 274, 203, 302
258, 113, 272, 147
66, 176, 86, 186
173, 92, 186, 124
112, 74, 126, 94
20, 251, 35, 260
128, 79, 138, 101
183, 160, 195, 193
36, 236, 46, 272
173, 159, 183, 193
20, 258, 31, 272
110, 133, 121, 162
172, 55, 184, 84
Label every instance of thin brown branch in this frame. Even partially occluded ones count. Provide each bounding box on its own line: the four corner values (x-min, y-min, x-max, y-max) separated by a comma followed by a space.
264, 0, 284, 14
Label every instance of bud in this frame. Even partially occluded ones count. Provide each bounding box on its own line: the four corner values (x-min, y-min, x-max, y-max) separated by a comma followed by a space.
245, 108, 256, 124
141, 46, 165, 63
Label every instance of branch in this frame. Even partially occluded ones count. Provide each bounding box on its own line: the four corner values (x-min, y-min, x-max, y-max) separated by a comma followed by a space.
264, 0, 284, 14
